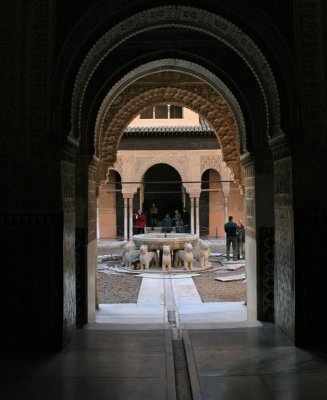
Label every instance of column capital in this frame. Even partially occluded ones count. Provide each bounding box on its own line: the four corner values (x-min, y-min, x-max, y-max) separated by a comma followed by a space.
222, 181, 231, 197
122, 193, 134, 199
188, 192, 201, 198
269, 134, 291, 161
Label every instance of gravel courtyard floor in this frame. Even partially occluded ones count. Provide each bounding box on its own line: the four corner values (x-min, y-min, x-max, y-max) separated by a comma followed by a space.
98, 259, 246, 304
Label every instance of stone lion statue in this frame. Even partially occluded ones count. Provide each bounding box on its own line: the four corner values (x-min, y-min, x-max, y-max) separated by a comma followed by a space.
174, 242, 194, 271
139, 244, 158, 269
162, 244, 172, 272
121, 242, 139, 268
193, 239, 211, 268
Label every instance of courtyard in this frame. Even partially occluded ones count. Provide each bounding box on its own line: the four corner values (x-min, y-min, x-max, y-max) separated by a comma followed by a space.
96, 237, 247, 325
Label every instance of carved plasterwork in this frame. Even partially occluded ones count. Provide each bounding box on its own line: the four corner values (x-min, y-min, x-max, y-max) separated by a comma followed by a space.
100, 86, 240, 168
95, 59, 246, 154
106, 149, 234, 196
109, 155, 123, 177
269, 133, 291, 162
136, 156, 188, 184
200, 154, 234, 181
72, 6, 280, 141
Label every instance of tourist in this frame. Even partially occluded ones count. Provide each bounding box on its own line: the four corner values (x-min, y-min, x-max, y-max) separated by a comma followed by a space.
149, 203, 158, 230
224, 215, 238, 261
173, 209, 183, 233
236, 219, 245, 259
162, 213, 173, 233
182, 207, 190, 232
135, 209, 146, 234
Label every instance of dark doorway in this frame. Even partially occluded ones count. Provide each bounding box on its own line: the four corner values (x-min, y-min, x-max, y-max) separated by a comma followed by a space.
142, 164, 184, 221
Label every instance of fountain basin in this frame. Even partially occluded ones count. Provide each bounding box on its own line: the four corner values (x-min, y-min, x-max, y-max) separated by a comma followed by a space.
133, 233, 199, 251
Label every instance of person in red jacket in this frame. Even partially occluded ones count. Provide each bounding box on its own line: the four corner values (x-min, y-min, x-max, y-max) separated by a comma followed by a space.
135, 209, 146, 234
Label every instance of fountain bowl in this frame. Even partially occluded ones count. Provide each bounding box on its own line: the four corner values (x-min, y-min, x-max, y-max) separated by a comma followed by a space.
132, 232, 199, 251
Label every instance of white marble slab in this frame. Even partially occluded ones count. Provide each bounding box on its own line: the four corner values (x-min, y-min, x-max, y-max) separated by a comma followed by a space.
215, 273, 246, 282
137, 273, 164, 305
96, 303, 167, 324
178, 302, 247, 323
225, 264, 245, 270
171, 275, 202, 306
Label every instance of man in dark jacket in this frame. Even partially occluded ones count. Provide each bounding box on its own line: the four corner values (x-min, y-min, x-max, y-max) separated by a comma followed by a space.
224, 215, 237, 261
162, 213, 173, 233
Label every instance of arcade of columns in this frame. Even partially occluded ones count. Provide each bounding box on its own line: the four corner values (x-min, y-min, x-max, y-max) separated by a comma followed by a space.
98, 149, 244, 240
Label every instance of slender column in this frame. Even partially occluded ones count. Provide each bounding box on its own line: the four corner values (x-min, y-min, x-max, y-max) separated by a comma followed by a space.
222, 182, 230, 223
123, 198, 128, 241
129, 197, 133, 240
195, 197, 200, 236
190, 197, 195, 234
140, 184, 144, 212
223, 196, 228, 222
182, 184, 186, 207
96, 197, 99, 239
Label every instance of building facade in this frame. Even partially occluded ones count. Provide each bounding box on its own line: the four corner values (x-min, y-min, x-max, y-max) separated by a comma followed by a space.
98, 108, 244, 239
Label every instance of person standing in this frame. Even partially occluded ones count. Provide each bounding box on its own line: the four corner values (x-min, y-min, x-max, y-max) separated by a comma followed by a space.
224, 215, 237, 261
135, 209, 146, 234
162, 213, 173, 233
236, 219, 245, 259
149, 203, 158, 230
182, 207, 190, 233
173, 209, 183, 233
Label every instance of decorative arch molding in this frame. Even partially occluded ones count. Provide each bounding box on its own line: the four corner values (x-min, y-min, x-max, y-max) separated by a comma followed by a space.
108, 156, 188, 182
100, 86, 240, 168
136, 158, 187, 186
108, 155, 123, 177
107, 150, 238, 196
72, 6, 280, 142
95, 59, 246, 154
200, 154, 234, 182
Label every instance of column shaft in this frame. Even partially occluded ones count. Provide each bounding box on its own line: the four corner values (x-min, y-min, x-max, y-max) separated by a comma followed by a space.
190, 197, 195, 234
195, 197, 200, 236
129, 198, 133, 240
124, 198, 128, 241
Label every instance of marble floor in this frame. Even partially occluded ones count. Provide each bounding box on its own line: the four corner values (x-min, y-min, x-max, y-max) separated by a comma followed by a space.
2, 240, 327, 399
2, 324, 327, 400
183, 325, 327, 400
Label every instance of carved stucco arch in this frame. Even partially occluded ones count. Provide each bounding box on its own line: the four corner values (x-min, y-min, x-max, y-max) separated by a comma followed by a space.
107, 156, 123, 177
95, 59, 246, 156
200, 154, 245, 196
108, 156, 189, 196
138, 158, 186, 190
72, 6, 280, 142
200, 154, 234, 181
101, 87, 239, 169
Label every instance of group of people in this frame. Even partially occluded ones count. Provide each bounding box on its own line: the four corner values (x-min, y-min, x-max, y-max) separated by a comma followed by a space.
224, 215, 245, 261
134, 204, 190, 234
162, 208, 189, 233
135, 208, 246, 262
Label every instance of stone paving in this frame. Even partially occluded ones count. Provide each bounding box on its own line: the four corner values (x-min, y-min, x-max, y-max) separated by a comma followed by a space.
96, 238, 247, 327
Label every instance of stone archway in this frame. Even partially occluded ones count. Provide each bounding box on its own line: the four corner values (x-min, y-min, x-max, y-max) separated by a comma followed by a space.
67, 5, 295, 338
99, 85, 242, 180
72, 6, 280, 142
106, 150, 232, 238
95, 59, 247, 157
91, 76, 272, 323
